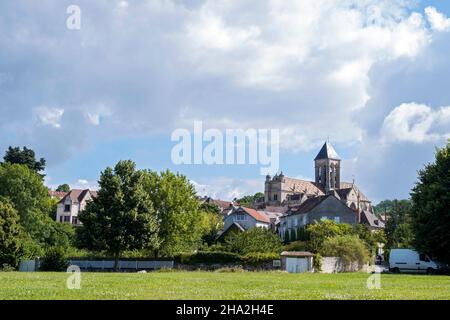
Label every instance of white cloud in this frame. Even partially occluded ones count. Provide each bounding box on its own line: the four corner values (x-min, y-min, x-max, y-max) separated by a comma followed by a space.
34, 106, 64, 128
381, 102, 450, 143
425, 6, 450, 32
191, 177, 263, 200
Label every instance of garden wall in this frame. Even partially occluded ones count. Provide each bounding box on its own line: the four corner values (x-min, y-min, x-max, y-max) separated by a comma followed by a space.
321, 257, 369, 273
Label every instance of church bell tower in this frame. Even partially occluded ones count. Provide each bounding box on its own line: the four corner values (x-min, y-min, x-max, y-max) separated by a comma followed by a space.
314, 141, 341, 193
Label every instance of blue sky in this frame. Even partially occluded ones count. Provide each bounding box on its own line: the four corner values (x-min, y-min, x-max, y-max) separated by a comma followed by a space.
1, 0, 450, 203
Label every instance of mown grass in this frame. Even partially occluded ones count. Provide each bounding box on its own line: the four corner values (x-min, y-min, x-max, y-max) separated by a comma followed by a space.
0, 271, 449, 300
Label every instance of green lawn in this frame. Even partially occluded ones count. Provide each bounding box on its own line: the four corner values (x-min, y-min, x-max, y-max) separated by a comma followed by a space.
0, 271, 449, 300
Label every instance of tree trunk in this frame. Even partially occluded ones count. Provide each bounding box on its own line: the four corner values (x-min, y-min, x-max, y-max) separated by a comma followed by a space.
113, 252, 120, 272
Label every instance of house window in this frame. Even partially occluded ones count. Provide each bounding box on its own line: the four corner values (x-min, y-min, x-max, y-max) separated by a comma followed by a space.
72, 217, 78, 225
294, 218, 299, 227
274, 194, 278, 201
64, 204, 71, 212
64, 216, 71, 223
59, 216, 63, 223
302, 215, 307, 225
334, 217, 340, 223
236, 213, 247, 221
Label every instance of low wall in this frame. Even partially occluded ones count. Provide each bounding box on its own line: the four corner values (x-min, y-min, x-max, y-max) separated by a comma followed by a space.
321, 257, 369, 273
69, 259, 174, 271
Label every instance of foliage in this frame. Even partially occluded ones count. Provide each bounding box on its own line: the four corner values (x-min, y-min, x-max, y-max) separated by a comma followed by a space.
177, 251, 241, 265
306, 220, 352, 253
234, 192, 264, 207
40, 246, 69, 271
296, 226, 309, 241
77, 160, 160, 270
3, 146, 46, 177
0, 199, 27, 267
199, 202, 221, 215
240, 252, 279, 266
313, 253, 322, 273
0, 264, 16, 272
225, 228, 282, 255
352, 224, 386, 255
56, 184, 70, 193
321, 235, 370, 271
198, 210, 224, 246
282, 240, 308, 252
380, 199, 414, 249
144, 170, 205, 256
410, 141, 450, 263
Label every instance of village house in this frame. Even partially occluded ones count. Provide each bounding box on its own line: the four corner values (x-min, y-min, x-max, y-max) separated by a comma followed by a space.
55, 189, 97, 226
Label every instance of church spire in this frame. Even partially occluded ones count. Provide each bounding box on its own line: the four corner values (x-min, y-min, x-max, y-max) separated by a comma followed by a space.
314, 141, 341, 192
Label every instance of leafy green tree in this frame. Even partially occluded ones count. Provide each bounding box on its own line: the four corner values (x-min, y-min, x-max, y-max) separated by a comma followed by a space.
306, 220, 352, 253
199, 202, 221, 215
384, 200, 414, 249
0, 163, 69, 252
321, 235, 370, 271
77, 160, 160, 270
225, 228, 282, 255
410, 141, 450, 263
56, 184, 70, 193
235, 192, 264, 207
3, 146, 46, 176
0, 198, 26, 267
144, 170, 204, 256
199, 210, 224, 246
352, 224, 386, 255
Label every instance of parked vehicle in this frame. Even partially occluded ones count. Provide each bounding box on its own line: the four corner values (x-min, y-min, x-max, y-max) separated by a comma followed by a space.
389, 249, 445, 274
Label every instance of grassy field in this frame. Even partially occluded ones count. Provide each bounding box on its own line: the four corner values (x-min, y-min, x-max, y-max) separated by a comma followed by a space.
0, 271, 449, 300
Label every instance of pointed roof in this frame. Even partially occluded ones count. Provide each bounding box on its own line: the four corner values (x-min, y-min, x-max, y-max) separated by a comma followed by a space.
314, 142, 341, 161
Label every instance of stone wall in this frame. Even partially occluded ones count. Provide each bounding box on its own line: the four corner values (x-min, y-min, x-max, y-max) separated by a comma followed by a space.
321, 257, 369, 273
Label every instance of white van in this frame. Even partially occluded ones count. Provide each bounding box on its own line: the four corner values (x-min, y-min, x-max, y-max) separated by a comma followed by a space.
389, 249, 439, 274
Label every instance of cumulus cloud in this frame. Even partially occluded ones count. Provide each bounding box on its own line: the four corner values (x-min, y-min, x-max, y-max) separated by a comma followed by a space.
381, 102, 450, 143
192, 177, 263, 200
425, 6, 450, 32
34, 106, 64, 128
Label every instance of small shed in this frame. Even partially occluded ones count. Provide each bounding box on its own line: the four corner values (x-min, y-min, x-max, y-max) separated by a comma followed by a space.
281, 251, 314, 273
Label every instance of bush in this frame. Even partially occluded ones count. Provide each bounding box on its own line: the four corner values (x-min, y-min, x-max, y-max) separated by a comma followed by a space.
40, 246, 69, 271
177, 251, 241, 265
215, 267, 246, 273
283, 240, 308, 252
313, 253, 322, 273
225, 228, 282, 255
320, 235, 370, 271
0, 263, 16, 272
241, 252, 279, 266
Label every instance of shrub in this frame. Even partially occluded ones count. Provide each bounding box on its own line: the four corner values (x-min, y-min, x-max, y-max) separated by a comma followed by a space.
307, 220, 352, 253
40, 246, 69, 271
177, 251, 241, 265
283, 240, 308, 252
320, 235, 370, 271
241, 252, 279, 266
225, 228, 282, 255
313, 253, 322, 273
0, 263, 16, 272
215, 267, 246, 273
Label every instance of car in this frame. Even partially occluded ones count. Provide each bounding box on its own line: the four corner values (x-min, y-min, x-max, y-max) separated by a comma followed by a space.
389, 249, 444, 274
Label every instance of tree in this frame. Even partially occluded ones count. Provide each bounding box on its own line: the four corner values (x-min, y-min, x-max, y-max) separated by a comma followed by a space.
77, 160, 160, 270
0, 198, 26, 267
384, 200, 414, 249
306, 220, 352, 253
225, 228, 282, 255
235, 192, 264, 207
0, 163, 69, 252
198, 210, 224, 246
321, 235, 370, 271
144, 170, 205, 256
410, 141, 450, 263
56, 184, 70, 193
352, 224, 386, 255
3, 146, 46, 177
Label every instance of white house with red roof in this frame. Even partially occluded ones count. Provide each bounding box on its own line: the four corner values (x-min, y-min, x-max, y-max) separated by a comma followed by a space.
55, 189, 97, 226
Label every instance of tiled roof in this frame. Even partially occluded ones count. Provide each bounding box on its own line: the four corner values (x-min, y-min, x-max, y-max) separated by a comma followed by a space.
286, 196, 329, 215
48, 190, 68, 198
241, 207, 271, 223
59, 189, 97, 204
280, 177, 325, 196
361, 210, 385, 228
314, 142, 341, 160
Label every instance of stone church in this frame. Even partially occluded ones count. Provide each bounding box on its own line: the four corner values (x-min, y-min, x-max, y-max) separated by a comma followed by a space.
259, 142, 384, 232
